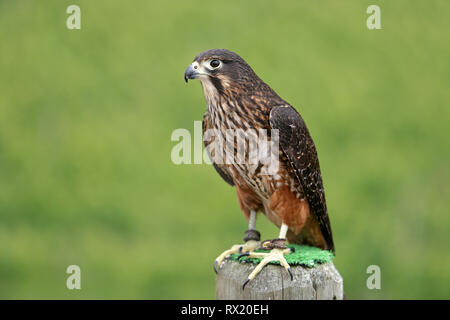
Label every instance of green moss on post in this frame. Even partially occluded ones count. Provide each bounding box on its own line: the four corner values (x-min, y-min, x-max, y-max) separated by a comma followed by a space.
217, 245, 343, 300
229, 244, 334, 267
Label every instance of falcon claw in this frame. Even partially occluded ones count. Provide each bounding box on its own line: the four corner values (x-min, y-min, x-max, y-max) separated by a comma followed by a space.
288, 267, 293, 281
289, 247, 295, 253
214, 260, 219, 274
242, 278, 250, 290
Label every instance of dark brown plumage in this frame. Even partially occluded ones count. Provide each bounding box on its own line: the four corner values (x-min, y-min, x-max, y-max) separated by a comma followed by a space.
186, 48, 334, 254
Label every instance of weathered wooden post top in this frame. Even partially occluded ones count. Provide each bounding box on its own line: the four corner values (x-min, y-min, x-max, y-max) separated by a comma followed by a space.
216, 244, 343, 300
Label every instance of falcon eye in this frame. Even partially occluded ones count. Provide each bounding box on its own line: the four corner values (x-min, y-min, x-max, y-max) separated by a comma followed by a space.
210, 59, 221, 68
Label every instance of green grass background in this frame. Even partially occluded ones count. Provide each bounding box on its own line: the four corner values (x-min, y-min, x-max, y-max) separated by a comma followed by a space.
0, 0, 449, 299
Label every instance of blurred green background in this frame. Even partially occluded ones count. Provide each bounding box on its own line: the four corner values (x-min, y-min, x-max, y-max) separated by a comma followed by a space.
0, 0, 449, 299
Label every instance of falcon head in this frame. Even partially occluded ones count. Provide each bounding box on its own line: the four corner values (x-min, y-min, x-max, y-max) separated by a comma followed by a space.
184, 48, 285, 109
184, 49, 261, 94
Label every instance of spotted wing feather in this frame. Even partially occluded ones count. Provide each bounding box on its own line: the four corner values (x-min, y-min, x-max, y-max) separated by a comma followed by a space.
269, 105, 334, 253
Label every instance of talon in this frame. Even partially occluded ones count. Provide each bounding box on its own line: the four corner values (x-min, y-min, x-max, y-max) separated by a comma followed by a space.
242, 278, 250, 290
289, 247, 295, 253
214, 260, 219, 274
238, 246, 243, 253
288, 267, 293, 281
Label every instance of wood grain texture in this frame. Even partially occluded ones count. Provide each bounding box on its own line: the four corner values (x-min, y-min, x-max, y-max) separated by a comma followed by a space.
216, 260, 343, 300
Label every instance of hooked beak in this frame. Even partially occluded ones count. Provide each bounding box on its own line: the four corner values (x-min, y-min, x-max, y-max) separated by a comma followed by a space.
184, 63, 199, 83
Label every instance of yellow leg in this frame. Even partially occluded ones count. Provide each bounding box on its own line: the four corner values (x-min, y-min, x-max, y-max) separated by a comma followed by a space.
214, 210, 260, 273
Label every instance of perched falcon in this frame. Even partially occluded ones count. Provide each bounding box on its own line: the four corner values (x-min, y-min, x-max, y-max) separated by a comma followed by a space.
184, 49, 334, 289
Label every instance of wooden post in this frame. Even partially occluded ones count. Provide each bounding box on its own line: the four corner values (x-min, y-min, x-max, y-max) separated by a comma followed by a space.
216, 260, 344, 300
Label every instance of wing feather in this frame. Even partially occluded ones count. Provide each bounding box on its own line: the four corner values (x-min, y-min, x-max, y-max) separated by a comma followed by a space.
269, 105, 335, 253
